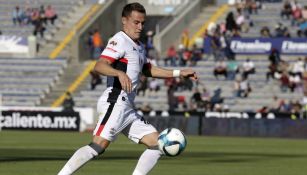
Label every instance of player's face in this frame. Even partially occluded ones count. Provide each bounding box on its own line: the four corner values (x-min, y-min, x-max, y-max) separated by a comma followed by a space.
122, 11, 145, 41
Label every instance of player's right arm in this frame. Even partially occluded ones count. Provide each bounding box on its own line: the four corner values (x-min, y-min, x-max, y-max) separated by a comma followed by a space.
93, 34, 132, 93
94, 59, 132, 93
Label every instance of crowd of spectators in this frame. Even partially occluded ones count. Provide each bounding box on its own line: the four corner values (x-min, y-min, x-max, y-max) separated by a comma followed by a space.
266, 49, 305, 93
257, 96, 302, 116
12, 5, 58, 38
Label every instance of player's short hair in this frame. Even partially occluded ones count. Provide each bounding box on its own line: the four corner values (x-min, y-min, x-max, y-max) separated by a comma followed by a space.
122, 2, 146, 17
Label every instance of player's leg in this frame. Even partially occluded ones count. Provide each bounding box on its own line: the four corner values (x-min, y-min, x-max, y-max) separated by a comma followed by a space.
58, 102, 119, 175
122, 116, 162, 175
132, 132, 162, 175
57, 136, 110, 175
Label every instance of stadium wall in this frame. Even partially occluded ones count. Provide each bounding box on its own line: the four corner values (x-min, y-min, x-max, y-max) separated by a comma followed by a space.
145, 112, 307, 139
153, 0, 214, 54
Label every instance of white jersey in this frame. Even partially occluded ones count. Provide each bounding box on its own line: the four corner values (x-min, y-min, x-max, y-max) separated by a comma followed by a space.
99, 31, 151, 105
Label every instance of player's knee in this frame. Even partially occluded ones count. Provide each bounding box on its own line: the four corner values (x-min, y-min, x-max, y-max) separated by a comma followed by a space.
88, 142, 105, 155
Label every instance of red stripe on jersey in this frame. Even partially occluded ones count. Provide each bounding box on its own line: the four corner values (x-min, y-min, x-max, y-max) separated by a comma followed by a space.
106, 47, 118, 53
95, 124, 105, 136
119, 58, 128, 64
100, 55, 116, 63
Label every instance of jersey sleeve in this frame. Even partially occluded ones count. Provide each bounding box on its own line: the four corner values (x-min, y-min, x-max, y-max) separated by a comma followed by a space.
100, 34, 125, 63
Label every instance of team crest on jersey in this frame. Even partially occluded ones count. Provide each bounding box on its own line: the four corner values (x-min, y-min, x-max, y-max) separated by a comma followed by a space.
109, 40, 117, 46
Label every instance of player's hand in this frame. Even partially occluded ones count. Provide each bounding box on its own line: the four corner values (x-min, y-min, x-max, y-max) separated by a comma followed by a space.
180, 69, 198, 81
117, 71, 132, 93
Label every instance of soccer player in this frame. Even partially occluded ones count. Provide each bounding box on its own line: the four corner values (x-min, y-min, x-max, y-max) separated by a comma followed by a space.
58, 2, 197, 175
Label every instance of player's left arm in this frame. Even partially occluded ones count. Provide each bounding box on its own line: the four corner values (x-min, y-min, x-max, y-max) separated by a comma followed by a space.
143, 65, 198, 80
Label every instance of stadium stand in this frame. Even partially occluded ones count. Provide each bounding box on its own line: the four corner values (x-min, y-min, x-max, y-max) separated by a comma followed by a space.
0, 0, 303, 116
0, 57, 67, 106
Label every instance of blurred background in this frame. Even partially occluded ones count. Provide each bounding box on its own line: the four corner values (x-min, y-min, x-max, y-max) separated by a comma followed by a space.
1, 0, 307, 174
1, 0, 306, 136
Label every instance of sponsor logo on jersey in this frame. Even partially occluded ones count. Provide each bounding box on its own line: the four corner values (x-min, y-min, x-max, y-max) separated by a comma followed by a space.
109, 40, 117, 46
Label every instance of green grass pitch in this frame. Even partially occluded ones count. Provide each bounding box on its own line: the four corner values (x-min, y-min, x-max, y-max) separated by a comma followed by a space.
1, 130, 307, 175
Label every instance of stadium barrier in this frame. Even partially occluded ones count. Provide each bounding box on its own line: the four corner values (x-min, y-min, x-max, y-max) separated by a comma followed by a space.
144, 111, 307, 139
0, 35, 36, 58
203, 37, 307, 55
0, 106, 94, 132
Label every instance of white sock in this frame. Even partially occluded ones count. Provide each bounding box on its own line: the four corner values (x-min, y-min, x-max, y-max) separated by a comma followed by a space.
58, 145, 99, 175
132, 149, 162, 175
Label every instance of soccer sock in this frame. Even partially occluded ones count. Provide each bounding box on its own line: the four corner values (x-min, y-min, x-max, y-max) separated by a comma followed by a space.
58, 143, 104, 175
132, 149, 162, 175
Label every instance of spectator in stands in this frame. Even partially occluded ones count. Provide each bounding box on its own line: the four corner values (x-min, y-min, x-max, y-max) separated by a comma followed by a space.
291, 100, 302, 114
241, 77, 252, 98
62, 92, 75, 112
90, 70, 102, 90
235, 77, 251, 98
201, 87, 211, 104
12, 6, 23, 25
219, 32, 227, 59
33, 16, 46, 38
39, 5, 46, 24
164, 45, 177, 66
291, 4, 302, 26
213, 60, 227, 80
0, 30, 2, 35
31, 8, 40, 26
269, 96, 282, 112
190, 88, 206, 111
268, 48, 281, 65
242, 58, 255, 79
279, 71, 290, 92
226, 12, 238, 33
290, 57, 304, 78
45, 5, 58, 25
279, 99, 292, 113
226, 58, 239, 80
260, 26, 272, 37
281, 0, 292, 19
24, 7, 32, 25
92, 29, 104, 59
181, 29, 189, 49
210, 88, 224, 110
274, 23, 286, 37
190, 44, 202, 66
289, 74, 302, 92
211, 31, 223, 61
235, 9, 246, 32
266, 62, 278, 81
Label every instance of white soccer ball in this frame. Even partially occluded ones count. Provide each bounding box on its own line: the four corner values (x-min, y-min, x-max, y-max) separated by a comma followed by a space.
158, 128, 187, 157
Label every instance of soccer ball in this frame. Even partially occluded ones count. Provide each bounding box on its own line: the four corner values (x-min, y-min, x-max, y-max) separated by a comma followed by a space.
158, 128, 187, 157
